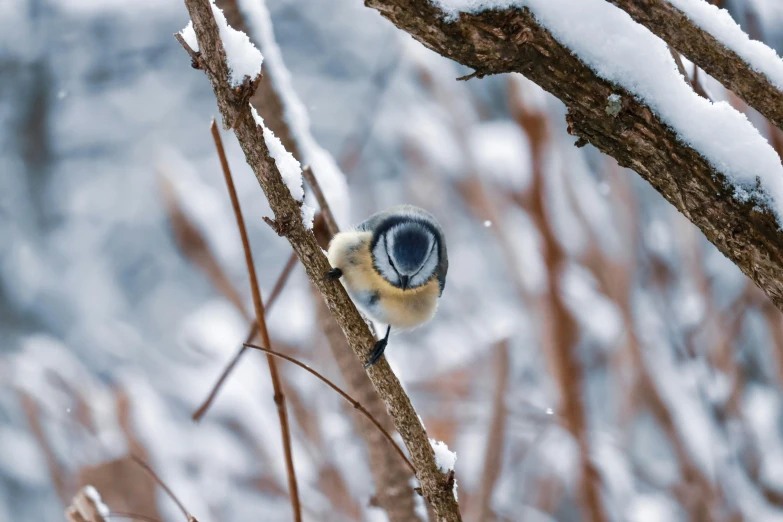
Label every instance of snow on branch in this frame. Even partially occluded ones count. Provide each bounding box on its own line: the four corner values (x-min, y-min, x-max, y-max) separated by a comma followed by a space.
433, 0, 783, 225
366, 0, 783, 311
606, 0, 783, 133
250, 106, 315, 229
236, 0, 350, 228
180, 2, 262, 87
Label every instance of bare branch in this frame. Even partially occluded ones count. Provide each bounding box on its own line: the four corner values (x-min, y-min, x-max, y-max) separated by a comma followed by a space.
158, 173, 249, 321
302, 166, 339, 238
130, 456, 191, 521
177, 1, 461, 518
210, 119, 302, 522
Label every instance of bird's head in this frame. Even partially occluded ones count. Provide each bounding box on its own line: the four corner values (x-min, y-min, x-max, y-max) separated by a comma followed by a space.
371, 219, 440, 291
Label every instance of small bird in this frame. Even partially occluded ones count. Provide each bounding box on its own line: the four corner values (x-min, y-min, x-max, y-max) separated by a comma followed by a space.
325, 205, 448, 367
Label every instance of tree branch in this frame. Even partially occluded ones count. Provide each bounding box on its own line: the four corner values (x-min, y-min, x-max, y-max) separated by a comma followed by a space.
605, 0, 783, 131
364, 0, 783, 313
213, 2, 422, 519
177, 1, 462, 519
302, 166, 339, 238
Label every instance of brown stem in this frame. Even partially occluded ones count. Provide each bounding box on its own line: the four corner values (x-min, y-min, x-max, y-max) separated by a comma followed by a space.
474, 341, 510, 522
508, 84, 608, 522
106, 513, 165, 522
191, 250, 297, 421
177, 1, 460, 517
130, 456, 191, 521
210, 119, 302, 521
302, 166, 339, 238
243, 342, 415, 473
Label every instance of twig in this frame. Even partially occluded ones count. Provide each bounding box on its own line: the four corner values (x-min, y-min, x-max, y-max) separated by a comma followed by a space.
338, 45, 400, 174
508, 83, 609, 522
177, 3, 461, 518
173, 32, 202, 69
106, 513, 165, 522
158, 173, 249, 321
456, 70, 483, 81
210, 119, 302, 522
130, 456, 192, 521
243, 341, 415, 473
302, 166, 339, 237
474, 341, 510, 522
191, 250, 297, 421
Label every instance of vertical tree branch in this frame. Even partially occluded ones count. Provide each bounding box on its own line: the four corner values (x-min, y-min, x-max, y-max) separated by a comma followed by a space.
474, 341, 510, 522
211, 121, 302, 522
509, 86, 608, 522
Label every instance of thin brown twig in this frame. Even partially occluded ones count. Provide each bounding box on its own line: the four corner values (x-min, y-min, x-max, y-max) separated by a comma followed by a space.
475, 340, 510, 522
130, 455, 191, 521
107, 513, 166, 522
158, 173, 249, 322
302, 166, 339, 237
210, 119, 302, 522
243, 342, 415, 473
192, 250, 298, 421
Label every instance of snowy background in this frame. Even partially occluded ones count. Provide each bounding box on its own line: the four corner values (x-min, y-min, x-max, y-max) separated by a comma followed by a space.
3, 0, 783, 520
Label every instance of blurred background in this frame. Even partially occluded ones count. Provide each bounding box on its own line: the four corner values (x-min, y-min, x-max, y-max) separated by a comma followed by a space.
3, 0, 783, 521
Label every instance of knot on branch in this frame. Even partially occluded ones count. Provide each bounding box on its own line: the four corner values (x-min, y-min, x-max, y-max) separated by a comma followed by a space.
223, 75, 262, 129
443, 469, 455, 491
565, 111, 588, 148
263, 210, 299, 238
509, 24, 533, 45
457, 70, 486, 81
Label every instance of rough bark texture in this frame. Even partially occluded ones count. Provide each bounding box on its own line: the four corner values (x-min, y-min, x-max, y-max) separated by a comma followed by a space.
606, 0, 783, 132
365, 0, 783, 312
179, 1, 461, 520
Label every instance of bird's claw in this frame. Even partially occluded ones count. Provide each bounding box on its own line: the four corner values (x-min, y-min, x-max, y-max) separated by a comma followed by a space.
323, 268, 343, 281
364, 337, 388, 367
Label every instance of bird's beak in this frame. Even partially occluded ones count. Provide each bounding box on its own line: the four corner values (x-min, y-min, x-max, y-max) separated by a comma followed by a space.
399, 275, 410, 290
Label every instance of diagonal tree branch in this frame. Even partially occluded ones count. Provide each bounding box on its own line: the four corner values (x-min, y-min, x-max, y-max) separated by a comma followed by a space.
364, 0, 783, 314
605, 0, 783, 132
176, 1, 462, 519
211, 1, 423, 519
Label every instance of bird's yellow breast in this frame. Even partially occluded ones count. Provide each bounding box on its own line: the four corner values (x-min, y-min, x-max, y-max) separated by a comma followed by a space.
327, 231, 440, 329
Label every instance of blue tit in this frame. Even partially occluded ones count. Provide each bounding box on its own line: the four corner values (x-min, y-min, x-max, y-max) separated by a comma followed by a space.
324, 205, 448, 367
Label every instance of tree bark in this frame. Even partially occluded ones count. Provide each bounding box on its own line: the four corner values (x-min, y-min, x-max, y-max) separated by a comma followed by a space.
178, 1, 461, 519
605, 0, 783, 132
364, 0, 783, 313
